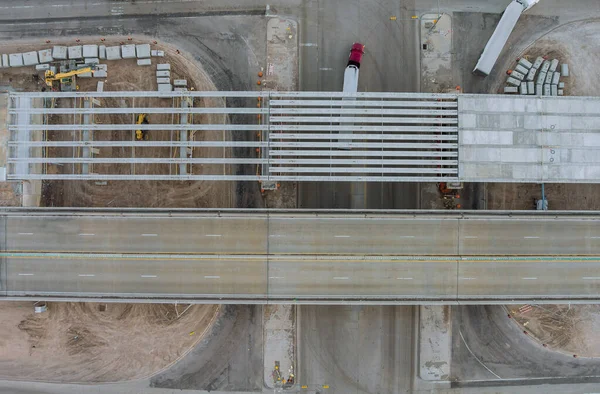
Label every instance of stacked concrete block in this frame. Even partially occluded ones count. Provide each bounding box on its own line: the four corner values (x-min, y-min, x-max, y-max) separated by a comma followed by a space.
518, 57, 533, 69
532, 57, 544, 69
549, 59, 559, 73
52, 46, 68, 60
536, 71, 547, 85
94, 70, 107, 78
157, 63, 171, 71
78, 71, 93, 78
135, 44, 151, 58
9, 53, 24, 67
551, 85, 558, 96
511, 70, 525, 81
156, 50, 165, 57
158, 83, 172, 92
527, 81, 534, 94
561, 63, 569, 77
536, 84, 543, 95
514, 64, 529, 75
35, 64, 50, 70
519, 82, 528, 95
95, 64, 108, 71
83, 44, 99, 58
85, 58, 100, 65
157, 77, 170, 84
121, 44, 136, 59
526, 67, 537, 81
0, 54, 7, 68
137, 58, 152, 66
68, 45, 83, 59
544, 72, 553, 85
99, 45, 107, 60
558, 89, 564, 96
156, 70, 170, 77
38, 49, 53, 63
551, 72, 560, 86
174, 87, 188, 92
504, 86, 518, 94
97, 81, 104, 92
540, 60, 551, 73
106, 46, 121, 60
506, 77, 520, 86
558, 82, 565, 89
173, 79, 187, 86
22, 51, 39, 66
543, 85, 550, 96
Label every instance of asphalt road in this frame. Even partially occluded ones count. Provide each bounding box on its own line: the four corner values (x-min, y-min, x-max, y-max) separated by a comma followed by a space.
3, 210, 600, 301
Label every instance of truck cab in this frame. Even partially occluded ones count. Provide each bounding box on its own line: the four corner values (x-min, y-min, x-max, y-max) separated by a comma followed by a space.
347, 42, 365, 68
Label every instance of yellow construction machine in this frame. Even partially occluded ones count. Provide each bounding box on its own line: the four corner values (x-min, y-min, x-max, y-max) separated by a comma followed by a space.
45, 67, 93, 91
135, 114, 149, 140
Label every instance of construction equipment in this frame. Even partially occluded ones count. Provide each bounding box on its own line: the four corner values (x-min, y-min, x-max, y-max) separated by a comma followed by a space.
45, 67, 92, 91
135, 114, 149, 140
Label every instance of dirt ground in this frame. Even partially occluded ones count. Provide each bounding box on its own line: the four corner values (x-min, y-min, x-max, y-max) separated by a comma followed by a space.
0, 37, 239, 208
0, 302, 219, 382
511, 304, 600, 358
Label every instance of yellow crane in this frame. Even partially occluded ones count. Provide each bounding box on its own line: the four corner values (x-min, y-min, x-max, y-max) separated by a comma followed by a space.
44, 67, 93, 88
135, 114, 149, 140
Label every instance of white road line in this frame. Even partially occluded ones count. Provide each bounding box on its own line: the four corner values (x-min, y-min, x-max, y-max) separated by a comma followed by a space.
398, 235, 415, 238
587, 236, 600, 239
319, 67, 333, 71
78, 274, 96, 277
300, 43, 318, 47
582, 277, 600, 280
333, 276, 349, 280
18, 273, 34, 276
204, 275, 221, 279
523, 236, 540, 239
396, 277, 414, 280
334, 235, 351, 238
522, 277, 538, 280
269, 276, 285, 279
464, 236, 478, 239
269, 234, 285, 238
461, 277, 476, 280
17, 232, 34, 235
141, 233, 158, 237
205, 234, 222, 237
140, 275, 157, 278
79, 233, 95, 236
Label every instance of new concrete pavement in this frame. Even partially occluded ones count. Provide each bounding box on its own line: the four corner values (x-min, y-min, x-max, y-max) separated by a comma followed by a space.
2, 210, 600, 302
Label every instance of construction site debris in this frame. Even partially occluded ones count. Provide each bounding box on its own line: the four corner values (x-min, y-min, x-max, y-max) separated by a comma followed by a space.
99, 45, 106, 60
82, 44, 98, 58
22, 51, 38, 66
121, 44, 136, 59
52, 46, 67, 60
157, 63, 171, 71
158, 83, 172, 92
9, 53, 23, 67
68, 45, 83, 59
173, 79, 187, 86
137, 58, 152, 66
106, 46, 121, 60
38, 49, 53, 63
136, 44, 151, 58
95, 64, 107, 71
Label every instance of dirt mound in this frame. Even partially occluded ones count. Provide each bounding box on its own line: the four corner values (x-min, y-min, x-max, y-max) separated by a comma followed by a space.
0, 302, 219, 382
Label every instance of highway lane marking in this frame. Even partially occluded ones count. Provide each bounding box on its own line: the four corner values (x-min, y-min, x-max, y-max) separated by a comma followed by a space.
464, 236, 478, 239
17, 273, 34, 276
269, 276, 285, 279
522, 277, 538, 280
140, 275, 157, 278
300, 43, 318, 47
269, 234, 285, 238
333, 276, 349, 280
398, 236, 415, 238
334, 235, 351, 238
582, 277, 600, 280
17, 232, 34, 235
396, 277, 413, 280
205, 234, 222, 237
319, 67, 333, 71
523, 236, 540, 239
204, 276, 220, 279
141, 233, 158, 237
78, 233, 95, 237
460, 277, 476, 280
587, 236, 600, 239
78, 274, 95, 277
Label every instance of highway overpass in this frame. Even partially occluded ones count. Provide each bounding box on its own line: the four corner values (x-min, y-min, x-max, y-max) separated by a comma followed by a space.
1, 208, 600, 304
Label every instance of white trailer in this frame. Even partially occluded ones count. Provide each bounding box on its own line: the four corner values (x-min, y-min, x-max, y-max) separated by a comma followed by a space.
473, 0, 540, 76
